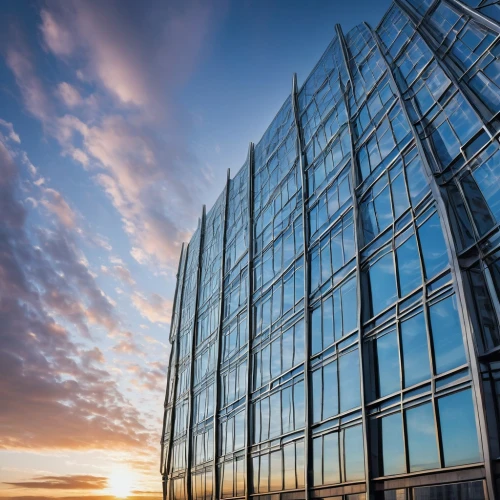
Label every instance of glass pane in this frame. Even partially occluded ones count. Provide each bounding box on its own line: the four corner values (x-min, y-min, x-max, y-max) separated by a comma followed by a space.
429, 295, 466, 374
324, 432, 340, 484
376, 330, 401, 398
344, 425, 365, 481
324, 360, 339, 419
401, 312, 431, 387
406, 402, 439, 472
369, 252, 397, 317
270, 451, 282, 491
313, 368, 323, 422
396, 235, 422, 297
381, 412, 406, 476
438, 389, 481, 466
340, 349, 361, 412
313, 436, 323, 486
283, 443, 296, 490
418, 213, 448, 279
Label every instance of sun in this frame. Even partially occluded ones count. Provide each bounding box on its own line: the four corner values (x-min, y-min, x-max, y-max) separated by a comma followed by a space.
108, 467, 133, 498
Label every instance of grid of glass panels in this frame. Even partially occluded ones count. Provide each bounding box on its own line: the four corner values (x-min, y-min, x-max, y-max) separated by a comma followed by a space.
162, 2, 500, 499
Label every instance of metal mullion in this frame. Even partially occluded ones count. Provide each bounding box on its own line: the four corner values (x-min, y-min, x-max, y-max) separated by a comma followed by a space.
164, 245, 190, 499
447, 0, 500, 34
370, 22, 497, 499
396, 0, 496, 136
212, 169, 231, 500
335, 23, 371, 499
186, 210, 207, 500
292, 72, 311, 500
244, 142, 255, 500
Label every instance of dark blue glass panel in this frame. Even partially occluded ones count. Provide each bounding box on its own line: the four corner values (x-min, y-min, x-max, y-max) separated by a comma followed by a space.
429, 295, 466, 374
406, 402, 439, 472
438, 389, 481, 467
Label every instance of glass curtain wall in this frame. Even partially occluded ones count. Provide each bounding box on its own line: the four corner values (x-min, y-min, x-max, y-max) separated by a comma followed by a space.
161, 2, 500, 499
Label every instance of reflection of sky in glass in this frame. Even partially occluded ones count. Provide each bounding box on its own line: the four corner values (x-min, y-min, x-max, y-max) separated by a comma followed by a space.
429, 295, 466, 374
406, 403, 439, 472
340, 349, 361, 412
369, 252, 397, 316
439, 389, 481, 467
376, 329, 400, 397
344, 425, 365, 481
382, 412, 406, 476
396, 235, 422, 297
401, 312, 431, 387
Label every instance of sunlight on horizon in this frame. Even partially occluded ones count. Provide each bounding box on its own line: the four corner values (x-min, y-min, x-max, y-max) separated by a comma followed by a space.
108, 466, 134, 498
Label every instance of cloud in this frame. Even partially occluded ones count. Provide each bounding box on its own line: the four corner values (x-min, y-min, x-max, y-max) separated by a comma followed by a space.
113, 332, 143, 355
41, 187, 77, 228
39, 9, 76, 56
0, 138, 145, 451
132, 292, 171, 324
127, 361, 167, 392
4, 26, 52, 123
5, 474, 107, 490
0, 118, 21, 143
56, 82, 83, 108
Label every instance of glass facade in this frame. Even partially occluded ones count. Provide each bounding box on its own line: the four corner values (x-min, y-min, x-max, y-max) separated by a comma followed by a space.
161, 2, 500, 499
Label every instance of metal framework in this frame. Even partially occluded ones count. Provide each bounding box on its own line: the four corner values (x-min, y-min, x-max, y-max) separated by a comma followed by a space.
161, 1, 500, 499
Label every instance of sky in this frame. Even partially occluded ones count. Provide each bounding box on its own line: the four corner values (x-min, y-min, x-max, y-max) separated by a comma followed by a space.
0, 0, 391, 499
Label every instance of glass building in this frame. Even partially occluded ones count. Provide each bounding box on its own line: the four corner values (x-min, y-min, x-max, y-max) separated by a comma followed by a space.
160, 1, 500, 499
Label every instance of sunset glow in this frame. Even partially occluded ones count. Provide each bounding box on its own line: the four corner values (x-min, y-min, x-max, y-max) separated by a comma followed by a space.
109, 467, 134, 498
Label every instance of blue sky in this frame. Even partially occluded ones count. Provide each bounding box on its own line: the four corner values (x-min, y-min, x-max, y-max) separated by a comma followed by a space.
0, 0, 390, 497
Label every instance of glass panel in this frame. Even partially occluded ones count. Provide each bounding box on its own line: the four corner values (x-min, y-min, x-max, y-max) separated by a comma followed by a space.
381, 412, 406, 476
270, 451, 282, 491
418, 214, 448, 279
324, 360, 339, 419
429, 295, 466, 374
340, 349, 361, 412
324, 432, 340, 484
376, 329, 401, 398
369, 252, 397, 317
401, 312, 431, 387
406, 402, 439, 472
344, 425, 365, 481
396, 235, 422, 297
438, 389, 481, 466
313, 436, 322, 486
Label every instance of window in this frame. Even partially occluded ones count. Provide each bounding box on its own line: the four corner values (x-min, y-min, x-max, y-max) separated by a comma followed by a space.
429, 294, 467, 374
374, 328, 400, 398
310, 218, 356, 292
400, 311, 431, 387
340, 349, 361, 412
438, 389, 481, 466
365, 248, 397, 318
312, 424, 364, 485
380, 412, 405, 476
406, 402, 439, 472
417, 211, 449, 280
344, 424, 366, 481
311, 275, 357, 354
